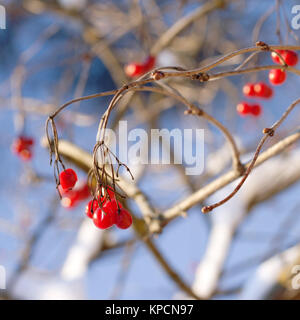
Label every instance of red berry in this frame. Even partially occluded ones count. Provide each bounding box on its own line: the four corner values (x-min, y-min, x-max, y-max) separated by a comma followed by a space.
269, 69, 286, 85
115, 208, 133, 230
253, 82, 273, 98
125, 63, 144, 78
284, 50, 298, 66
143, 55, 156, 72
61, 191, 80, 209
99, 186, 115, 203
243, 83, 256, 97
85, 199, 99, 219
271, 50, 298, 66
103, 199, 122, 215
77, 183, 90, 201
59, 168, 78, 190
237, 102, 251, 116
93, 208, 116, 229
125, 55, 156, 78
271, 50, 285, 64
250, 104, 262, 117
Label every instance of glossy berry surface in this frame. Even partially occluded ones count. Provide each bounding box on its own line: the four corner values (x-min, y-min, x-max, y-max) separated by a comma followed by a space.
253, 82, 273, 98
236, 102, 251, 116
99, 186, 116, 204
271, 50, 298, 66
269, 69, 286, 85
243, 83, 256, 97
125, 63, 144, 78
103, 199, 122, 215
115, 208, 133, 229
85, 200, 99, 219
283, 50, 298, 66
59, 168, 78, 190
250, 104, 262, 117
93, 208, 116, 229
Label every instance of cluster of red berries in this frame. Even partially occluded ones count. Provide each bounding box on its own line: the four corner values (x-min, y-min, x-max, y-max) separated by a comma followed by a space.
271, 49, 298, 67
58, 168, 132, 230
85, 187, 133, 230
237, 50, 298, 117
242, 82, 273, 99
236, 102, 262, 117
11, 136, 35, 161
125, 55, 156, 78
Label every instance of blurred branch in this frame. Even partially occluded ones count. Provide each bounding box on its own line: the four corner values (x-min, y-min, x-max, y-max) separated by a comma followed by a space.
160, 130, 300, 230
42, 138, 201, 299
151, 0, 227, 55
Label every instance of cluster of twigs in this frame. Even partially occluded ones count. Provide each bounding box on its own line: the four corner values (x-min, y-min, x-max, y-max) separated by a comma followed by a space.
46, 41, 300, 220
4, 0, 300, 300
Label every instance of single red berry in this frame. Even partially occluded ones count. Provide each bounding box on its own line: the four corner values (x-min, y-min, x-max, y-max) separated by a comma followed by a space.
143, 55, 156, 72
115, 208, 133, 230
236, 102, 252, 116
269, 69, 286, 85
284, 50, 298, 66
125, 63, 144, 78
271, 50, 298, 66
271, 50, 285, 64
250, 104, 262, 117
102, 199, 122, 215
93, 208, 116, 229
59, 168, 78, 190
254, 82, 273, 98
243, 83, 256, 97
61, 191, 80, 209
85, 199, 99, 219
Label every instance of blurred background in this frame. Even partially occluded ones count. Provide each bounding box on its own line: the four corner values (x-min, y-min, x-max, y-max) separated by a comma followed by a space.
1, 0, 300, 300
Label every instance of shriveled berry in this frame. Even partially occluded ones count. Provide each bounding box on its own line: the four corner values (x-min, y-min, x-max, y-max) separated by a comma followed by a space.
237, 102, 251, 116
93, 208, 116, 229
243, 83, 256, 97
254, 82, 273, 98
59, 168, 78, 190
269, 69, 286, 85
115, 208, 133, 230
